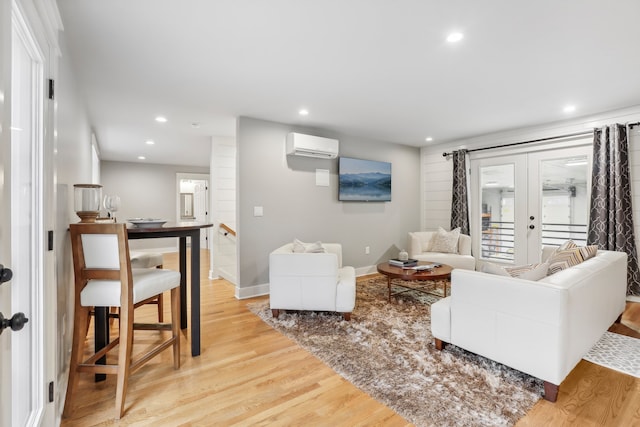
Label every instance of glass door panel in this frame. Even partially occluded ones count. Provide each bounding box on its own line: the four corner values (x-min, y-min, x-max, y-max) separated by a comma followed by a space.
480, 164, 515, 261
527, 147, 591, 259
473, 155, 527, 265
541, 156, 589, 246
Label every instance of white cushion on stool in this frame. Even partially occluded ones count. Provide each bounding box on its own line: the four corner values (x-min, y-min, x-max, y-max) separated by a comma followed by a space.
130, 251, 163, 268
81, 269, 180, 307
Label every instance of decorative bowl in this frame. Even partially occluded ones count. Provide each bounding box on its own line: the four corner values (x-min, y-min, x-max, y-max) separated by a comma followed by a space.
127, 218, 168, 228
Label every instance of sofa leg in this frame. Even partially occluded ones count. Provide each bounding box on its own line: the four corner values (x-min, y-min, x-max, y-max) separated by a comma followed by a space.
543, 381, 559, 402
434, 338, 445, 351
342, 312, 351, 321
271, 309, 280, 319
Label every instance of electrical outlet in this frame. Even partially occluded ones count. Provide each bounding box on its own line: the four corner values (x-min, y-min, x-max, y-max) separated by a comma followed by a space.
365, 246, 370, 255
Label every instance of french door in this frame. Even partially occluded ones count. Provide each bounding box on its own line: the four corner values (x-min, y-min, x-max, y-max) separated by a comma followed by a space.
471, 144, 592, 266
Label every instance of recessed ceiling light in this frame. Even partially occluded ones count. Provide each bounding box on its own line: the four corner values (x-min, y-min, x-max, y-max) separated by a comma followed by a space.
138, 156, 146, 160
145, 140, 155, 145
563, 105, 576, 113
299, 109, 309, 116
155, 116, 167, 123
425, 137, 434, 142
446, 32, 464, 43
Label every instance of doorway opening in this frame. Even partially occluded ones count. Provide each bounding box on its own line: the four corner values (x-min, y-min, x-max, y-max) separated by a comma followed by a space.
177, 173, 210, 249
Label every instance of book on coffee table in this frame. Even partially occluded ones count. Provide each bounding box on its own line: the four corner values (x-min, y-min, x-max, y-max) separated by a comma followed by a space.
388, 258, 418, 268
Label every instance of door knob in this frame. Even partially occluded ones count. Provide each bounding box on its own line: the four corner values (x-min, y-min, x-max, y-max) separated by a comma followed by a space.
0, 264, 12, 284
529, 216, 535, 220
529, 224, 535, 229
0, 312, 29, 335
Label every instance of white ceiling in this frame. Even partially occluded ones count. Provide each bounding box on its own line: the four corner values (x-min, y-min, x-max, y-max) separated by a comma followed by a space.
57, 0, 640, 167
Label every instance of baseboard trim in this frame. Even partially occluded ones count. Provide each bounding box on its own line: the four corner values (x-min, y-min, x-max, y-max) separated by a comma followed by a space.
355, 265, 377, 276
235, 283, 270, 300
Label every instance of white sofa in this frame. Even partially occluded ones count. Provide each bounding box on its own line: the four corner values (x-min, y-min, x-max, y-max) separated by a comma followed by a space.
269, 243, 356, 320
408, 231, 476, 270
430, 249, 627, 402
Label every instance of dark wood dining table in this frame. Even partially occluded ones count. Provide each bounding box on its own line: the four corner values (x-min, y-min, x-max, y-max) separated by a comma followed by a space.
94, 221, 213, 369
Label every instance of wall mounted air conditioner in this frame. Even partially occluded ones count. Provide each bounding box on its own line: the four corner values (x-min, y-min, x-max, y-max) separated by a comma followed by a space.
286, 132, 339, 159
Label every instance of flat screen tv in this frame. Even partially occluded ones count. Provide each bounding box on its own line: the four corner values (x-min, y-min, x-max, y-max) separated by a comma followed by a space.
338, 157, 391, 201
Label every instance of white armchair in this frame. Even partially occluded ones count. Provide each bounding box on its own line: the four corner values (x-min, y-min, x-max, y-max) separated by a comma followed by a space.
269, 243, 356, 320
408, 231, 476, 270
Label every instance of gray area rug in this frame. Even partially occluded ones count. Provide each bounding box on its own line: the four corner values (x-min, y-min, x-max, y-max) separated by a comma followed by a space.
583, 331, 640, 378
247, 277, 542, 427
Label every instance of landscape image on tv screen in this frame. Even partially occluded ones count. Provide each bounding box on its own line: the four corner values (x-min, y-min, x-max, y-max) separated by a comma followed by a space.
338, 157, 391, 201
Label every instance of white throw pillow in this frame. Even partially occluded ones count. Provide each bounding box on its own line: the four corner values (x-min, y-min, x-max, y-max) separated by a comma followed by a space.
481, 262, 510, 276
292, 238, 306, 253
429, 227, 460, 254
505, 263, 549, 281
292, 238, 325, 253
482, 262, 549, 281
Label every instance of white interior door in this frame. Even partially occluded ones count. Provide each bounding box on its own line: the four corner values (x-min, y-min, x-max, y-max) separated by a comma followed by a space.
177, 173, 210, 249
0, 3, 55, 425
193, 180, 209, 249
471, 144, 592, 267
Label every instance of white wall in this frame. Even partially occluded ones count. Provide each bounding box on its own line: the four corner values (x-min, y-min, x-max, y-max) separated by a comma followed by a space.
210, 136, 237, 283
55, 31, 97, 420
100, 161, 209, 251
237, 117, 421, 298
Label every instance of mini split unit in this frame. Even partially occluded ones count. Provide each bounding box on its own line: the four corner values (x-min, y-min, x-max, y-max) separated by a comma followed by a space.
286, 132, 339, 159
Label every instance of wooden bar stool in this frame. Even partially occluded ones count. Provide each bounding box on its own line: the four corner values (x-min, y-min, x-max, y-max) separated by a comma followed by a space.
64, 223, 181, 419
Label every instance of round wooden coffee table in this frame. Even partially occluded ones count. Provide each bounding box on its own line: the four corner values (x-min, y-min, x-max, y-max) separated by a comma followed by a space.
376, 261, 453, 302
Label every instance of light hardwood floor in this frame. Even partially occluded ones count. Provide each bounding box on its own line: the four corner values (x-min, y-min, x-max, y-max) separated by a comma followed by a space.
61, 250, 640, 426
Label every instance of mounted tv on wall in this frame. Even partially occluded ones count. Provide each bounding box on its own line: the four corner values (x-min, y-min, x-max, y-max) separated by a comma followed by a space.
338, 157, 391, 202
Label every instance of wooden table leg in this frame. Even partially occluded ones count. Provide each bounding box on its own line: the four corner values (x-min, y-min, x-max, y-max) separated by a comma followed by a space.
387, 276, 392, 301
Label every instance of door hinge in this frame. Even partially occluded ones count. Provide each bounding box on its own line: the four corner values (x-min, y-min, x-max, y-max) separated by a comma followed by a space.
47, 230, 54, 251
48, 381, 54, 402
48, 79, 54, 100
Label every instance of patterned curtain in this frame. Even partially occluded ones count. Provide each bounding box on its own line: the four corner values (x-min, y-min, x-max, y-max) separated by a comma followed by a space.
450, 150, 470, 236
587, 124, 640, 296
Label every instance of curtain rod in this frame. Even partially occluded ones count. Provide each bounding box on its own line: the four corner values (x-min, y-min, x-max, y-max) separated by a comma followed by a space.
442, 122, 640, 157
442, 130, 593, 157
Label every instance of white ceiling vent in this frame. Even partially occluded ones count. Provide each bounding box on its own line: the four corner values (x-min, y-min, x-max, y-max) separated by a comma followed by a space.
286, 133, 339, 159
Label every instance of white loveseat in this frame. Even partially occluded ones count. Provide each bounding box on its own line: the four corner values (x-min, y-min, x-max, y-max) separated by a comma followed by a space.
430, 249, 627, 402
269, 243, 356, 320
408, 231, 476, 270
